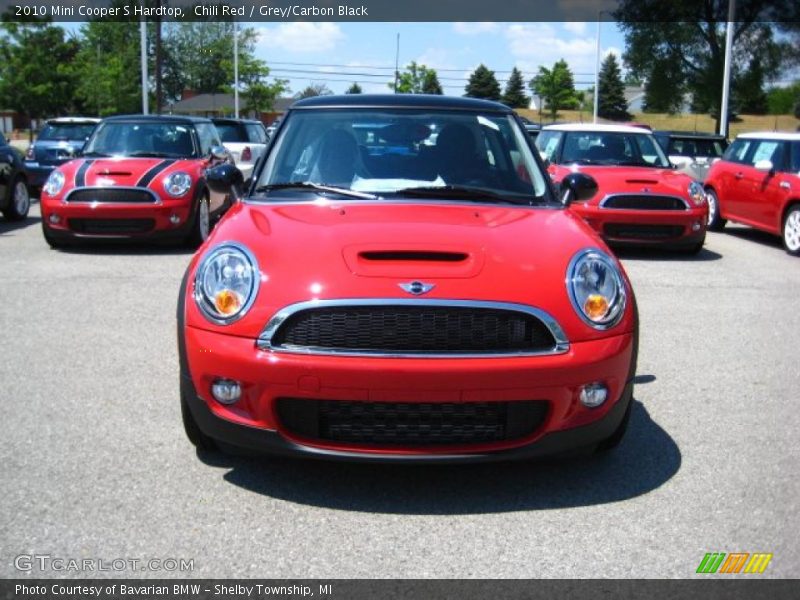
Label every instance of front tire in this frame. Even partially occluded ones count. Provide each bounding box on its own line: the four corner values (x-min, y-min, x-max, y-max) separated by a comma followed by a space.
41, 220, 68, 249
595, 396, 632, 452
185, 191, 211, 248
705, 189, 726, 232
181, 393, 218, 451
783, 205, 800, 256
2, 177, 30, 221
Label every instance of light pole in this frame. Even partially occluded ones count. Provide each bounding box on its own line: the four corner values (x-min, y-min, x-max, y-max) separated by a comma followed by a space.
593, 16, 601, 123
140, 18, 148, 115
719, 0, 736, 137
234, 22, 239, 118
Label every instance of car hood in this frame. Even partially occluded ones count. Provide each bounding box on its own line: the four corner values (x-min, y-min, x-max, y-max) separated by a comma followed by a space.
186, 200, 635, 342
57, 157, 196, 189
550, 165, 693, 204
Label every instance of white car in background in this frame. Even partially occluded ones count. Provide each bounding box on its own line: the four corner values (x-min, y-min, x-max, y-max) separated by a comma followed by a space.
211, 118, 269, 181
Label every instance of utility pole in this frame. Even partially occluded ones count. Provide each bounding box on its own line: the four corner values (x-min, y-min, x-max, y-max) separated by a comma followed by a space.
140, 18, 148, 114
155, 10, 162, 114
394, 33, 400, 93
593, 13, 602, 123
234, 21, 239, 118
720, 0, 736, 137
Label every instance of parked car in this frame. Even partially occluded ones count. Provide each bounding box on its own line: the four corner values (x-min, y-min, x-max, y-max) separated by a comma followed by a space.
536, 123, 708, 253
654, 130, 728, 182
0, 132, 30, 221
24, 117, 100, 192
178, 94, 639, 462
211, 118, 269, 181
39, 115, 232, 247
704, 132, 800, 255
265, 118, 282, 139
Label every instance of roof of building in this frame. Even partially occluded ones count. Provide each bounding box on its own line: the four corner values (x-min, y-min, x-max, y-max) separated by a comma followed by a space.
542, 123, 654, 134
171, 93, 294, 114
292, 94, 512, 112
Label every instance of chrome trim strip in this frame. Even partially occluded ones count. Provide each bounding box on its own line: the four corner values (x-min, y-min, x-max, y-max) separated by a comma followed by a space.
257, 298, 570, 358
599, 193, 690, 210
63, 186, 161, 205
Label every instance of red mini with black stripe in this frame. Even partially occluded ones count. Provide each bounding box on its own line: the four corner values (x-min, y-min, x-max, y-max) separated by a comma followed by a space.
39, 114, 233, 247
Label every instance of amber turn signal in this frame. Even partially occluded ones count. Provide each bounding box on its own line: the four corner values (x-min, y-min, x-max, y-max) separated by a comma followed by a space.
583, 294, 609, 321
214, 289, 242, 315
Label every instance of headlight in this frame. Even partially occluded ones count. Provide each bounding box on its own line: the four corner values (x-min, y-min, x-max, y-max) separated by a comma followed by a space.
688, 181, 706, 206
194, 243, 259, 324
43, 170, 65, 196
163, 171, 193, 197
567, 249, 626, 329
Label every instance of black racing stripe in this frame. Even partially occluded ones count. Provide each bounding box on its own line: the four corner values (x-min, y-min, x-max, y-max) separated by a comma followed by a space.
137, 159, 176, 187
75, 160, 94, 187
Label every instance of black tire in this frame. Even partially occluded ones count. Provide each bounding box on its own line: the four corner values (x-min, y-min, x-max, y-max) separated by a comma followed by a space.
185, 190, 211, 248
41, 220, 68, 249
181, 393, 218, 451
705, 188, 726, 232
595, 395, 633, 453
2, 177, 31, 221
782, 204, 800, 256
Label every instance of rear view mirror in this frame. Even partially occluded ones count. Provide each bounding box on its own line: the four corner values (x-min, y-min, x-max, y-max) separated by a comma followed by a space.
560, 172, 598, 206
206, 163, 244, 195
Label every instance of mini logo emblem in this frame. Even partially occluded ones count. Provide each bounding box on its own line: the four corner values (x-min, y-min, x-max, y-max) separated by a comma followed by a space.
399, 281, 435, 295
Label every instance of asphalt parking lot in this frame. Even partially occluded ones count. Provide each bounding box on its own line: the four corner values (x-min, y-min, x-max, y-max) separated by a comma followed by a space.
1, 201, 798, 579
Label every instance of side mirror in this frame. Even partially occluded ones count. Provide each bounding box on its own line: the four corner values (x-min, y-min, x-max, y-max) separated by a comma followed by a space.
754, 159, 774, 173
206, 163, 244, 195
210, 145, 229, 161
560, 172, 598, 205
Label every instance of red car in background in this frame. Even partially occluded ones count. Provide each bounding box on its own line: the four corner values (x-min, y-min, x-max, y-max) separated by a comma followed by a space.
178, 95, 639, 462
704, 132, 800, 256
536, 124, 708, 254
40, 115, 232, 248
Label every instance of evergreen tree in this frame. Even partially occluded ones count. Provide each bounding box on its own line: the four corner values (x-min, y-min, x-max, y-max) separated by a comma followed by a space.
422, 70, 443, 95
597, 54, 631, 121
464, 64, 501, 101
529, 59, 579, 119
643, 57, 685, 114
735, 60, 768, 115
345, 82, 362, 94
501, 67, 530, 108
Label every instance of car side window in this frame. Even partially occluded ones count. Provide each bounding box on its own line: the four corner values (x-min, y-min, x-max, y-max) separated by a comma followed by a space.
750, 140, 784, 169
791, 142, 800, 173
195, 123, 221, 156
723, 139, 753, 164
246, 124, 266, 144
535, 131, 562, 162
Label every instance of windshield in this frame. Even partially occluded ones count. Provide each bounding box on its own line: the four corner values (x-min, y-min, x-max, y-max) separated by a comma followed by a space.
214, 122, 247, 143
255, 108, 549, 203
39, 123, 96, 141
83, 121, 197, 158
556, 131, 671, 168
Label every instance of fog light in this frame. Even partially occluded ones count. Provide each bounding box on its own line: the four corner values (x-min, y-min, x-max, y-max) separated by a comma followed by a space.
579, 383, 608, 408
170, 214, 181, 225
692, 221, 701, 232
49, 214, 61, 224
211, 378, 241, 405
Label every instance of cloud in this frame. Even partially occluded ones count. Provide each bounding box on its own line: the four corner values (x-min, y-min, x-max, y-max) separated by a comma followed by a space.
453, 22, 499, 35
256, 22, 345, 54
504, 24, 600, 83
564, 22, 588, 35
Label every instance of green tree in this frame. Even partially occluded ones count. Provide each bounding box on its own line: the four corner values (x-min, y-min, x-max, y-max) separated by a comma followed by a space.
501, 67, 530, 108
529, 59, 579, 119
616, 0, 791, 132
392, 62, 442, 94
464, 64, 501, 101
598, 54, 631, 121
766, 82, 800, 115
421, 70, 443, 95
295, 83, 333, 99
0, 22, 81, 122
346, 82, 363, 94
735, 60, 768, 114
240, 62, 289, 115
643, 56, 685, 114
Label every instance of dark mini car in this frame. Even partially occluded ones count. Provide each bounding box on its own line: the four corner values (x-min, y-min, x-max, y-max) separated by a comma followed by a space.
178, 94, 639, 462
654, 131, 729, 182
0, 132, 30, 221
39, 115, 233, 247
704, 132, 800, 255
24, 117, 100, 191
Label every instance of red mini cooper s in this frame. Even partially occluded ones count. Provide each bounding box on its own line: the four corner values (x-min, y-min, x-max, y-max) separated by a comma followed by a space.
178, 95, 639, 462
536, 124, 708, 253
40, 115, 232, 247
704, 132, 800, 256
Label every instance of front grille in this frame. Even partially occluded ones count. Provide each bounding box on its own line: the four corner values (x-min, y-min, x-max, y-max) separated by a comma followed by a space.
604, 223, 685, 240
602, 195, 687, 210
270, 305, 558, 354
276, 398, 549, 446
68, 218, 155, 235
66, 188, 156, 203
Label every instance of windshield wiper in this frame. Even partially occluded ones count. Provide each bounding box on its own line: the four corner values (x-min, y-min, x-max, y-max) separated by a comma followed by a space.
253, 181, 377, 200
394, 185, 534, 205
81, 151, 111, 157
127, 151, 182, 158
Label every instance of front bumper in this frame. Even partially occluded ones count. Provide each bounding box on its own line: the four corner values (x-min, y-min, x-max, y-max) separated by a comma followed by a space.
181, 324, 637, 462
40, 190, 193, 239
571, 203, 707, 247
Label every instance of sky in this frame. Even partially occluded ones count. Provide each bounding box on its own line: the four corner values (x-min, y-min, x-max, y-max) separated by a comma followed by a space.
251, 21, 627, 96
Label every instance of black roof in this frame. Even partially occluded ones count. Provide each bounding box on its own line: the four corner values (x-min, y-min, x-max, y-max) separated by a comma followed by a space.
211, 117, 264, 125
292, 94, 512, 113
654, 130, 727, 140
101, 114, 212, 124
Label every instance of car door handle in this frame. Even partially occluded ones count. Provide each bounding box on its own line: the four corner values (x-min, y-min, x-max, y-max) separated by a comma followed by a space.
780, 181, 791, 190
734, 172, 743, 179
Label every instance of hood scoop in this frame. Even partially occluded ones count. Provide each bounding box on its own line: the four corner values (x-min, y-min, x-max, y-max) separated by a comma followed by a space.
97, 169, 133, 177
625, 178, 660, 185
359, 250, 468, 263
344, 245, 483, 279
